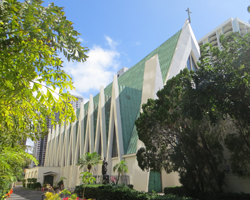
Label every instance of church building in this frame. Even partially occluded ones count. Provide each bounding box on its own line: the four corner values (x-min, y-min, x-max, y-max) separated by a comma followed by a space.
25, 18, 250, 193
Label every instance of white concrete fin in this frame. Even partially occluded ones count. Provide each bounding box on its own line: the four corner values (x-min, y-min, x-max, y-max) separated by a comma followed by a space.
165, 20, 200, 83
51, 124, 59, 166
107, 75, 124, 174
140, 54, 163, 106
74, 101, 85, 165
48, 129, 55, 166
79, 102, 85, 156
44, 131, 51, 166
84, 95, 94, 154
94, 86, 107, 159
57, 122, 65, 166
60, 122, 70, 167
66, 120, 76, 166
154, 55, 164, 99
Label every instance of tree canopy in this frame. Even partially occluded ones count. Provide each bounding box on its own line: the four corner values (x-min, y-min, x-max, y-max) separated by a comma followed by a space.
113, 160, 129, 185
0, 0, 88, 192
77, 152, 102, 173
1, 0, 88, 140
135, 33, 250, 192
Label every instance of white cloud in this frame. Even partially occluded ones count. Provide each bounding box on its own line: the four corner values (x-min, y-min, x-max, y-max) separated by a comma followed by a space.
105, 35, 118, 49
135, 42, 140, 46
63, 36, 120, 98
77, 37, 84, 43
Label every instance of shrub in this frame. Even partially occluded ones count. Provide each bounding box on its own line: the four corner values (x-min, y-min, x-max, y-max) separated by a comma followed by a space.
164, 186, 250, 200
34, 182, 41, 189
22, 179, 26, 188
75, 184, 194, 200
196, 192, 250, 200
128, 184, 134, 189
164, 186, 188, 197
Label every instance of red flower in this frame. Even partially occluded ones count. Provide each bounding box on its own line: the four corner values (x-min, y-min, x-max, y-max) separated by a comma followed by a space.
63, 197, 69, 200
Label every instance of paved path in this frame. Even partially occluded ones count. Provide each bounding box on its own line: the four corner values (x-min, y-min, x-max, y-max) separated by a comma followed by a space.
8, 187, 45, 200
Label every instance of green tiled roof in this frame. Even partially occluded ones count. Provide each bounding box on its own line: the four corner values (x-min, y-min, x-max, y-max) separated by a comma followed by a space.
119, 86, 142, 154
126, 123, 139, 154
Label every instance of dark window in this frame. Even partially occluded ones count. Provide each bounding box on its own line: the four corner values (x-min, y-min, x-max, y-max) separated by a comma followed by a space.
112, 127, 118, 157
187, 56, 191, 70
191, 56, 197, 71
87, 142, 90, 153
98, 134, 102, 157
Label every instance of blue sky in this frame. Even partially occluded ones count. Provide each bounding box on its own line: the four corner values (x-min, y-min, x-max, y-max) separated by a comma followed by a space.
26, 0, 250, 148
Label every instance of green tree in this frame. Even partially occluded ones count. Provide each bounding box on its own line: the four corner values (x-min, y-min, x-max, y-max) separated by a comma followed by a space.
135, 69, 226, 192
0, 0, 88, 193
0, 146, 38, 196
195, 33, 250, 177
77, 152, 102, 173
79, 171, 96, 199
0, 0, 88, 139
136, 32, 250, 192
113, 160, 129, 185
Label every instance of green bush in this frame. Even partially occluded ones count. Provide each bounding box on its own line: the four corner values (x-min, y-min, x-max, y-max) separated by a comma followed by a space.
128, 184, 134, 189
196, 192, 250, 200
164, 186, 250, 200
164, 186, 188, 197
22, 179, 26, 188
33, 182, 41, 189
27, 183, 31, 188
75, 184, 194, 200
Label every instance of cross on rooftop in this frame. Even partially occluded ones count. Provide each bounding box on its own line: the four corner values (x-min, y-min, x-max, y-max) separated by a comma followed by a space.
186, 8, 192, 23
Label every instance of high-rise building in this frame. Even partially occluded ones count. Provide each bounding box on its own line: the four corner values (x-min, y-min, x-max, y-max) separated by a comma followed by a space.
117, 67, 129, 77
198, 18, 250, 48
69, 94, 84, 110
32, 135, 48, 167
31, 115, 52, 167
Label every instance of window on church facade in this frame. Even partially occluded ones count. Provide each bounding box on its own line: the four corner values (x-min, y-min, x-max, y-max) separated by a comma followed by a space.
98, 134, 102, 157
112, 127, 118, 157
187, 56, 191, 70
191, 56, 197, 71
187, 54, 197, 71
87, 142, 90, 153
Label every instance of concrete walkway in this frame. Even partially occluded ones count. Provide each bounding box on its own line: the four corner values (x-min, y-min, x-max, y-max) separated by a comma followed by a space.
8, 187, 45, 200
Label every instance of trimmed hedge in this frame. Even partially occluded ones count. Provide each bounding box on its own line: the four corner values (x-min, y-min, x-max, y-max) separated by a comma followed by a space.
128, 184, 134, 189
34, 182, 41, 189
196, 192, 250, 200
164, 187, 188, 197
164, 186, 250, 200
74, 184, 194, 200
22, 179, 26, 188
